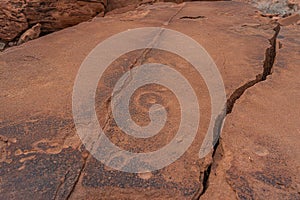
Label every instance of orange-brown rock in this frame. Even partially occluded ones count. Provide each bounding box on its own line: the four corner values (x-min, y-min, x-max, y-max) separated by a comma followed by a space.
278, 13, 300, 25
0, 1, 299, 200
17, 23, 41, 45
0, 0, 28, 42
0, 0, 106, 42
107, 0, 187, 11
201, 18, 300, 200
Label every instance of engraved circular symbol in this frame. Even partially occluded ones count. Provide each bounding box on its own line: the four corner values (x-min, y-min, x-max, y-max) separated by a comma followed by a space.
72, 27, 226, 173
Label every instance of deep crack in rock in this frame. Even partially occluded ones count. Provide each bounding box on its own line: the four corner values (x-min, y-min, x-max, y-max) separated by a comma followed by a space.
180, 15, 206, 19
65, 153, 89, 200
196, 24, 281, 199
227, 24, 280, 114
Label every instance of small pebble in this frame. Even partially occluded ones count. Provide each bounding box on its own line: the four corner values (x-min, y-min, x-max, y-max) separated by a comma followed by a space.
138, 172, 153, 180
272, 16, 281, 20
8, 42, 15, 47
0, 42, 6, 50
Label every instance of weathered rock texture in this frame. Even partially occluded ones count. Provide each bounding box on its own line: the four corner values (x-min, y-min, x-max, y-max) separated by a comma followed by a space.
0, 0, 183, 43
0, 1, 299, 200
17, 23, 41, 45
0, 0, 106, 42
0, 0, 219, 44
201, 24, 300, 200
0, 0, 28, 42
1, 0, 299, 45
251, 0, 299, 15
107, 0, 185, 11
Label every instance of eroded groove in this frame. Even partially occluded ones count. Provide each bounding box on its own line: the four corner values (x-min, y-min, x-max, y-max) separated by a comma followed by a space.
180, 15, 206, 19
227, 24, 280, 114
201, 140, 219, 194
192, 140, 220, 200
53, 170, 70, 200
197, 24, 281, 199
65, 153, 89, 200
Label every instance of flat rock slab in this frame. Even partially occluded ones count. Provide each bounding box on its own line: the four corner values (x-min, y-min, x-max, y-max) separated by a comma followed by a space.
0, 2, 292, 199
201, 24, 300, 199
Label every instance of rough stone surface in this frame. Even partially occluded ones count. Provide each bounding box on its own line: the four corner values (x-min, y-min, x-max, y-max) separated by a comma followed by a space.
0, 1, 299, 200
0, 0, 106, 42
0, 0, 190, 43
17, 23, 41, 45
278, 13, 300, 25
201, 20, 300, 200
107, 0, 186, 11
239, 0, 300, 16
0, 0, 28, 42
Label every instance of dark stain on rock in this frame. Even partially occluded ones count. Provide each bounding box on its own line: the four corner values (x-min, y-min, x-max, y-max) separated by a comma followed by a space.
0, 117, 84, 199
0, 116, 74, 150
252, 171, 292, 190
226, 168, 255, 200
0, 148, 83, 200
82, 157, 199, 197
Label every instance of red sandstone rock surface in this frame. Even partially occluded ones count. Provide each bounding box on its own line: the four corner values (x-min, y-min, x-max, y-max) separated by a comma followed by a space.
0, 0, 106, 42
0, 1, 299, 200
